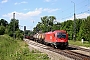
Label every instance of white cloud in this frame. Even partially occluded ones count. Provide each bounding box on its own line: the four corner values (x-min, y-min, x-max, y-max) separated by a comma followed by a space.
2, 8, 42, 20
76, 13, 90, 19
44, 0, 57, 2
45, 0, 51, 2
43, 8, 60, 13
1, 0, 8, 3
66, 13, 90, 20
88, 6, 90, 9
55, 19, 63, 23
14, 3, 18, 5
2, 8, 59, 20
21, 1, 27, 4
14, 1, 28, 5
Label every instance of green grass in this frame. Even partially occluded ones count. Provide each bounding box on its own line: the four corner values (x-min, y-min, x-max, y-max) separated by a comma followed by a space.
0, 35, 50, 60
69, 40, 90, 47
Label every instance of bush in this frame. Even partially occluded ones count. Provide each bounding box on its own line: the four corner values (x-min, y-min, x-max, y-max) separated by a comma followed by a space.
0, 26, 5, 35
0, 35, 50, 60
15, 30, 24, 40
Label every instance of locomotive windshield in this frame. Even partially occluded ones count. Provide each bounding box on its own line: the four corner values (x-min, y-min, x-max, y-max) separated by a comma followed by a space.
56, 32, 66, 38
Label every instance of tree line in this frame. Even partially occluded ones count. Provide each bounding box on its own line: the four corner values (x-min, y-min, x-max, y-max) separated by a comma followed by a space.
0, 16, 90, 42
33, 16, 90, 42
0, 19, 23, 40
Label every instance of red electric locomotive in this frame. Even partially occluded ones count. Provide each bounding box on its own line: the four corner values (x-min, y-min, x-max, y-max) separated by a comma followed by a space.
44, 30, 68, 48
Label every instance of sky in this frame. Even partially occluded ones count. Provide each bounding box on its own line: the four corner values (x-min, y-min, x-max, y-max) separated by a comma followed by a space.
0, 0, 90, 30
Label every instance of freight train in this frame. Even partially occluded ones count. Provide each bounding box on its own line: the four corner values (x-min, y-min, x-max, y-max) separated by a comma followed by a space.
33, 30, 68, 49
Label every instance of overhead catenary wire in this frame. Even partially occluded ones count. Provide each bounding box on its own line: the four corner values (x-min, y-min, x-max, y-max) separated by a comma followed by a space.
60, 0, 89, 20
61, 0, 86, 14
60, 10, 90, 20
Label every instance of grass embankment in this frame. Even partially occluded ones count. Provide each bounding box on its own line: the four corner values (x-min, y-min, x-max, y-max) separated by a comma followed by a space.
0, 35, 49, 60
69, 40, 90, 47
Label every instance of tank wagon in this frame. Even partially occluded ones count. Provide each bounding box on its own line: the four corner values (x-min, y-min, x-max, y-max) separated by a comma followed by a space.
33, 33, 45, 43
33, 30, 68, 48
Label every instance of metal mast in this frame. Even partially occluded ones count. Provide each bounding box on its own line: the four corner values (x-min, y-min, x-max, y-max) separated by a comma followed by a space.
71, 1, 76, 41
13, 13, 15, 39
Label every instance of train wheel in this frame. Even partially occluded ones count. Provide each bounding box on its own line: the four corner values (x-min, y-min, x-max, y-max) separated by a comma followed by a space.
34, 39, 36, 41
51, 44, 57, 48
35, 39, 38, 42
64, 45, 68, 49
55, 45, 58, 48
64, 42, 68, 49
45, 42, 49, 46
41, 40, 44, 44
43, 41, 46, 45
51, 44, 54, 48
45, 42, 48, 45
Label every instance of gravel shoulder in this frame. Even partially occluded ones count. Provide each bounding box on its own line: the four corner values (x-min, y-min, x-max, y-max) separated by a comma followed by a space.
24, 39, 73, 60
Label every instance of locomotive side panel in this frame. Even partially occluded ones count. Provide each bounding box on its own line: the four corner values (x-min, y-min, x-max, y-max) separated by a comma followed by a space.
45, 32, 55, 43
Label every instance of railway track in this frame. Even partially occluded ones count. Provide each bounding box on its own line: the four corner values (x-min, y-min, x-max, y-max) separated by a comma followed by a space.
25, 39, 90, 60
68, 45, 90, 52
45, 48, 90, 60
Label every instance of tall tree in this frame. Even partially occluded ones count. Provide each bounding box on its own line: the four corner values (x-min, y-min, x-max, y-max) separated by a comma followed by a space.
0, 26, 5, 35
40, 16, 56, 32
0, 19, 8, 27
60, 20, 73, 40
48, 16, 56, 26
7, 19, 19, 37
77, 19, 85, 40
84, 16, 90, 42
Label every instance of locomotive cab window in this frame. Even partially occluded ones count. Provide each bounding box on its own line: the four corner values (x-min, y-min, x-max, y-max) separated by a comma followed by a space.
57, 33, 66, 38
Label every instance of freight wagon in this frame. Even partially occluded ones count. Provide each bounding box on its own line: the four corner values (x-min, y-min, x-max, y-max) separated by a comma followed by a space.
33, 30, 68, 49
